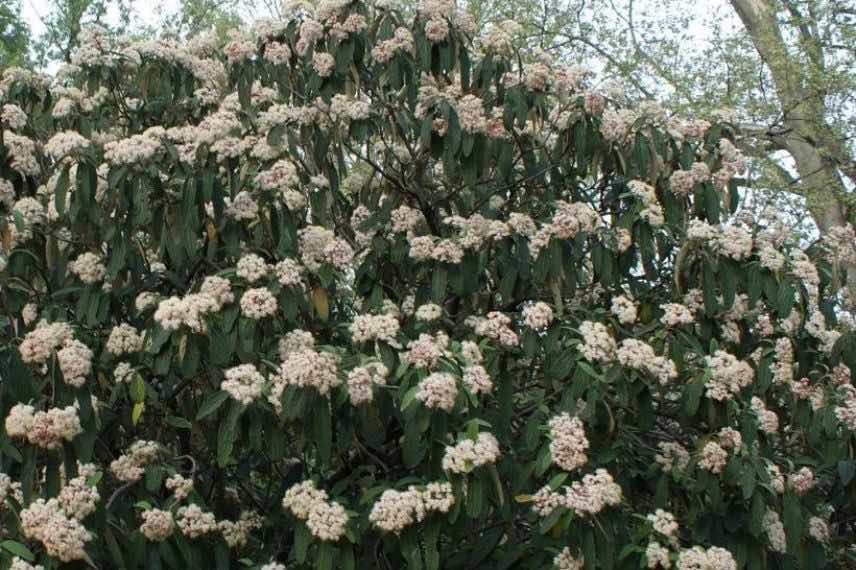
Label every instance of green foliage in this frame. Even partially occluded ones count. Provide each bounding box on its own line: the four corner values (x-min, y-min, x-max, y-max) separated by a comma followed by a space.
0, 2, 854, 570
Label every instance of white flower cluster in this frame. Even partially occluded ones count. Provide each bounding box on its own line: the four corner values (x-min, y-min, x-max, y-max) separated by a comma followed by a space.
20, 498, 92, 562
106, 323, 144, 355
462, 364, 493, 395
629, 181, 665, 227
176, 504, 218, 538
236, 253, 270, 282
44, 130, 91, 160
645, 542, 671, 569
532, 468, 623, 517
553, 547, 584, 570
415, 372, 459, 412
808, 516, 829, 544
408, 235, 466, 264
704, 350, 754, 401
140, 508, 175, 541
523, 302, 554, 330
103, 131, 163, 165
835, 385, 856, 431
56, 339, 94, 387
611, 294, 638, 324
697, 442, 729, 474
762, 509, 787, 553
415, 303, 443, 322
346, 362, 389, 405
772, 337, 794, 385
390, 205, 426, 234
675, 546, 736, 570
669, 162, 710, 196
272, 347, 341, 399
578, 320, 616, 362
530, 200, 599, 256
275, 258, 304, 287
350, 313, 400, 345
154, 277, 235, 332
647, 509, 679, 542
69, 252, 107, 284
110, 440, 160, 482
369, 481, 455, 534
617, 339, 677, 385
298, 225, 354, 272
1, 103, 27, 130
750, 397, 779, 434
788, 466, 816, 496
548, 413, 589, 472
371, 27, 415, 64
655, 442, 690, 474
240, 287, 279, 319
58, 470, 100, 521
660, 303, 694, 327
219, 511, 263, 548
166, 473, 194, 501
278, 329, 316, 357
10, 558, 44, 570
282, 480, 349, 542
5, 404, 82, 449
466, 311, 519, 347
442, 432, 501, 473
402, 331, 450, 368
222, 363, 266, 405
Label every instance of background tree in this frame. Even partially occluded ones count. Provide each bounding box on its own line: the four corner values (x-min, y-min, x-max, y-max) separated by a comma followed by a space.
0, 0, 30, 67
469, 1, 856, 271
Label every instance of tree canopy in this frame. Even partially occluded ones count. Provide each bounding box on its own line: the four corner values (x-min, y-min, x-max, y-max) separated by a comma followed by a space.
2, 1, 856, 570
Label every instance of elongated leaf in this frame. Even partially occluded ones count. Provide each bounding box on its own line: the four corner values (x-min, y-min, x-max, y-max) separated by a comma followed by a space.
217, 400, 244, 467
197, 390, 230, 420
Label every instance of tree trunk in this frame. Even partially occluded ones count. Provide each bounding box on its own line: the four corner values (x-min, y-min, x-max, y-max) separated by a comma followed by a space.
730, 0, 856, 299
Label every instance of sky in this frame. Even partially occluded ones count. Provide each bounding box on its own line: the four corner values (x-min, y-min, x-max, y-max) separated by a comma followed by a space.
20, 0, 181, 38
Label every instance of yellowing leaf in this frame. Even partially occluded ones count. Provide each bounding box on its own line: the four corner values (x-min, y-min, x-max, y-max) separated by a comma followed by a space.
312, 287, 329, 322
514, 494, 534, 503
129, 375, 146, 403
131, 402, 145, 425
178, 333, 188, 362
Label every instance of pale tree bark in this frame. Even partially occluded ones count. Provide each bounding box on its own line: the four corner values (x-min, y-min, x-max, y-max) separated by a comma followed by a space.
730, 0, 856, 297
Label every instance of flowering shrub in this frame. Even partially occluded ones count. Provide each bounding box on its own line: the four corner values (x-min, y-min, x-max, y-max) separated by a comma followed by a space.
1, 1, 856, 569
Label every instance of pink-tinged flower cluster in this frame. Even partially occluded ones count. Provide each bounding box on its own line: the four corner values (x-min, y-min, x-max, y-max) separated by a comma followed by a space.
676, 546, 737, 570
271, 347, 341, 400
20, 499, 93, 562
350, 313, 401, 345
617, 339, 678, 385
466, 312, 519, 347
5, 404, 82, 449
532, 468, 622, 517
548, 413, 589, 472
415, 372, 458, 412
704, 350, 753, 401
346, 362, 389, 405
553, 547, 584, 570
110, 440, 160, 482
222, 363, 266, 405
282, 480, 349, 542
402, 331, 450, 368
140, 509, 175, 541
442, 432, 501, 473
369, 481, 454, 534
176, 504, 218, 538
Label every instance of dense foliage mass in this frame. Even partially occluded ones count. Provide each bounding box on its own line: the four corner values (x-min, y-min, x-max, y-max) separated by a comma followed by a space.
2, 1, 856, 569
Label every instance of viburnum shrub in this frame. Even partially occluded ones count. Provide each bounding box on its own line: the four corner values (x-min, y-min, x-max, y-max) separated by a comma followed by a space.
2, 1, 856, 569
